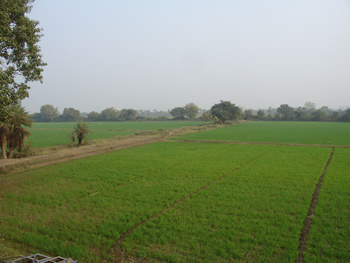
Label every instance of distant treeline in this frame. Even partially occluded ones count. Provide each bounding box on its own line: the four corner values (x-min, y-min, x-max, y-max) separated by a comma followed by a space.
31, 104, 207, 122
242, 103, 350, 122
31, 102, 350, 122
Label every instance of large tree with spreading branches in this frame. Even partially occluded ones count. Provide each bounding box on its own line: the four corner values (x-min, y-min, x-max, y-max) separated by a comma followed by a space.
0, 0, 46, 120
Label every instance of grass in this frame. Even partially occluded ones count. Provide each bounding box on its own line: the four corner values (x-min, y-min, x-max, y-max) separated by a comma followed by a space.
174, 121, 350, 145
304, 148, 350, 262
122, 146, 331, 262
1, 121, 349, 262
28, 121, 210, 148
0, 143, 273, 261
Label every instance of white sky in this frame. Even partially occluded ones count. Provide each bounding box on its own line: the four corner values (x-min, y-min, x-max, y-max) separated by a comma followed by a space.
23, 0, 350, 113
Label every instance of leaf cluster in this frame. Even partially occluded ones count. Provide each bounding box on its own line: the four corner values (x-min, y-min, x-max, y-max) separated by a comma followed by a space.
0, 0, 46, 110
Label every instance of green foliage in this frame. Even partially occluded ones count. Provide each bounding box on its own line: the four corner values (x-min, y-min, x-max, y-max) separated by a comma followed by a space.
40, 104, 59, 121
119, 109, 137, 121
1, 103, 32, 159
98, 107, 119, 121
87, 111, 100, 121
60, 107, 81, 122
170, 107, 186, 120
210, 101, 242, 124
257, 109, 265, 119
201, 110, 213, 121
277, 104, 295, 120
0, 0, 46, 116
184, 103, 199, 119
71, 121, 92, 146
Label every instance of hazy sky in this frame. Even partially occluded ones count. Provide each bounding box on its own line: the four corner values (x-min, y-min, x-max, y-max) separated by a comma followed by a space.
23, 0, 350, 113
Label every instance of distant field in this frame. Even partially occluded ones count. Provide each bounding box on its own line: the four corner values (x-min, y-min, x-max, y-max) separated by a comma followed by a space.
175, 121, 350, 145
1, 121, 349, 262
28, 121, 210, 148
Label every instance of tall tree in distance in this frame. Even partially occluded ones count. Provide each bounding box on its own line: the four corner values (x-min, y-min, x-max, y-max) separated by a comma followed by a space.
210, 101, 242, 124
40, 104, 59, 121
184, 103, 199, 119
170, 107, 186, 120
99, 107, 119, 121
62, 107, 81, 122
0, 0, 46, 120
277, 104, 295, 120
119, 109, 138, 121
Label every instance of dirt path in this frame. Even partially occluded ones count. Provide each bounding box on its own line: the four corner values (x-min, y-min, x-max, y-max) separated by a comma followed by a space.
111, 148, 275, 262
296, 147, 335, 263
0, 125, 218, 175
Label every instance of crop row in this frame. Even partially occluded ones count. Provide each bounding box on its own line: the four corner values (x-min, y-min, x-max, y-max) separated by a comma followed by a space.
1, 142, 346, 262
0, 142, 272, 261
304, 148, 350, 262
122, 146, 332, 262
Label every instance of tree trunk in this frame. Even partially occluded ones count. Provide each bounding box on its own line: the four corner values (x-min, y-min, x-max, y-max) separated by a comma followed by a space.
8, 137, 14, 159
0, 133, 7, 159
77, 134, 83, 147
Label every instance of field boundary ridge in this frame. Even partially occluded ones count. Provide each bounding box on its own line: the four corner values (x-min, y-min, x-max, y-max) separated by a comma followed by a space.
296, 147, 335, 263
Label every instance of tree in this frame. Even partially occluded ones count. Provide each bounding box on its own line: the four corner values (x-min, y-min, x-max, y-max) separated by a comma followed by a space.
243, 109, 254, 120
40, 104, 59, 121
210, 101, 242, 124
0, 123, 8, 159
0, 0, 46, 119
5, 104, 32, 158
184, 103, 199, 119
170, 107, 186, 120
71, 121, 92, 147
87, 111, 100, 121
304, 102, 316, 113
341, 108, 350, 122
257, 109, 265, 120
119, 109, 138, 121
201, 110, 213, 121
99, 107, 119, 121
61, 107, 81, 122
277, 104, 294, 120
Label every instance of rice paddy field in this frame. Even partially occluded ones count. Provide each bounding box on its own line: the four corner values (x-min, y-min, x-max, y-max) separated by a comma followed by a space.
28, 121, 210, 148
0, 121, 349, 262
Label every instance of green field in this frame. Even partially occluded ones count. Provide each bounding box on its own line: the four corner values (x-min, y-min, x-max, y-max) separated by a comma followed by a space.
175, 121, 350, 145
28, 121, 210, 148
0, 122, 349, 262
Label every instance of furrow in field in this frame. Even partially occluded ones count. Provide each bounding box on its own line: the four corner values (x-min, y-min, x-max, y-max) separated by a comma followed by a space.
296, 147, 335, 263
112, 148, 274, 260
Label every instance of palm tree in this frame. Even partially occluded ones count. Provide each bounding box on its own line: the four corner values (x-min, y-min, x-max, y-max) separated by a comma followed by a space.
0, 124, 8, 159
6, 105, 32, 159
71, 121, 92, 147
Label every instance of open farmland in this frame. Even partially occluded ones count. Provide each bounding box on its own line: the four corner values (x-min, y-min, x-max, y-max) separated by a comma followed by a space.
29, 121, 210, 148
175, 121, 350, 145
0, 122, 349, 262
